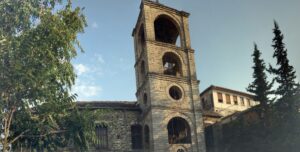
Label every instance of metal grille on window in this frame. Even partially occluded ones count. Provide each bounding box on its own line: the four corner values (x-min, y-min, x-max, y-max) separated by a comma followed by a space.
95, 125, 108, 149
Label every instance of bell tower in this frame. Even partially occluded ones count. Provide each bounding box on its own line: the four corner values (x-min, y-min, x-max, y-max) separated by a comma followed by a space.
132, 1, 206, 152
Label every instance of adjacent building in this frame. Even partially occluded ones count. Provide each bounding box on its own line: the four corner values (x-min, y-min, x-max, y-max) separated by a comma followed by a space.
200, 85, 259, 126
200, 86, 260, 152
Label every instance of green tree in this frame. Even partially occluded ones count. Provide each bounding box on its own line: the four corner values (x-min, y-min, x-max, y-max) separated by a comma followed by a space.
0, 1, 101, 151
247, 43, 274, 112
269, 21, 299, 110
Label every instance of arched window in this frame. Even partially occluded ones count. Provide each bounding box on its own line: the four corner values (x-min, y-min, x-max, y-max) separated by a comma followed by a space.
138, 24, 145, 53
143, 93, 148, 105
141, 60, 146, 77
167, 117, 191, 144
95, 125, 108, 149
144, 125, 150, 149
131, 124, 143, 149
162, 52, 182, 76
154, 15, 180, 45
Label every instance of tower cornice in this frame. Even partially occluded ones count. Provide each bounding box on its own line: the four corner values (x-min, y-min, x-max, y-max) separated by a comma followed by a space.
143, 0, 190, 17
132, 0, 190, 37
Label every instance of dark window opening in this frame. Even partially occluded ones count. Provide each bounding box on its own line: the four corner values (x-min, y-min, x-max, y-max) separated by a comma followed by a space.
143, 93, 148, 105
154, 15, 180, 45
226, 94, 231, 104
240, 97, 245, 106
201, 98, 206, 109
131, 125, 143, 149
138, 24, 145, 53
162, 52, 182, 76
167, 117, 191, 144
95, 125, 108, 149
169, 86, 182, 100
144, 125, 150, 149
141, 60, 146, 78
217, 92, 223, 103
233, 96, 238, 105
177, 149, 185, 152
202, 98, 212, 110
247, 99, 251, 106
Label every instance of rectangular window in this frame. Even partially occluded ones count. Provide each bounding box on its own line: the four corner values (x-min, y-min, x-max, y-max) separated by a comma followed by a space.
240, 97, 245, 106
247, 98, 251, 106
233, 96, 238, 105
217, 92, 223, 103
95, 125, 108, 149
226, 94, 231, 104
202, 98, 206, 109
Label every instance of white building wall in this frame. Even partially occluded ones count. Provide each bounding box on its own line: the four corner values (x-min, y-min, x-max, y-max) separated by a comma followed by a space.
200, 87, 259, 117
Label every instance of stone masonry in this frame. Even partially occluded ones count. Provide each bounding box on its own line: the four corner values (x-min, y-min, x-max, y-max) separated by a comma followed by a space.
132, 1, 206, 152
77, 1, 206, 152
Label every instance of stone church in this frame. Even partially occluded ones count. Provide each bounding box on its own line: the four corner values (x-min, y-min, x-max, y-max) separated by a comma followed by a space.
78, 1, 206, 152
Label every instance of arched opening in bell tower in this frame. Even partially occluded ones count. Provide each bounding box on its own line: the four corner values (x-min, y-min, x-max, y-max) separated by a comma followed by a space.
154, 15, 180, 46
138, 24, 146, 53
167, 117, 191, 144
162, 52, 182, 76
140, 60, 146, 77
143, 93, 148, 105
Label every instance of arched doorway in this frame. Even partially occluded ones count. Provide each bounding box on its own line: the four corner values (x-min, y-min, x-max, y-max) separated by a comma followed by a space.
167, 117, 191, 144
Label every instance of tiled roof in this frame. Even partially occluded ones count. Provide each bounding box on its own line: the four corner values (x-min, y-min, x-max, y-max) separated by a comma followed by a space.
76, 101, 140, 111
200, 85, 256, 99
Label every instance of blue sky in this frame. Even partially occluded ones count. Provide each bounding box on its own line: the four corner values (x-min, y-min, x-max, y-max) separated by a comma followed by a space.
70, 0, 300, 101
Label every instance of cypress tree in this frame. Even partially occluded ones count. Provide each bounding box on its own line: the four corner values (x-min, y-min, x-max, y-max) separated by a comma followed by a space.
247, 43, 274, 111
269, 21, 299, 109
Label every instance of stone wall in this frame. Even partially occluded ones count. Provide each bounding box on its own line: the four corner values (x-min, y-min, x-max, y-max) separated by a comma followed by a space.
65, 106, 142, 152
93, 109, 141, 152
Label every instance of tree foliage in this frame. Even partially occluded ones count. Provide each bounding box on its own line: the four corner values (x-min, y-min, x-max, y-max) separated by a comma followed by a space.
214, 21, 300, 152
0, 1, 102, 151
247, 43, 274, 109
269, 21, 299, 109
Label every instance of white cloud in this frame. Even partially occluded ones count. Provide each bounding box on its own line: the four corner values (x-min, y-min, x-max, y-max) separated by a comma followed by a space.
73, 85, 102, 98
91, 22, 99, 29
96, 54, 105, 63
74, 64, 89, 75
